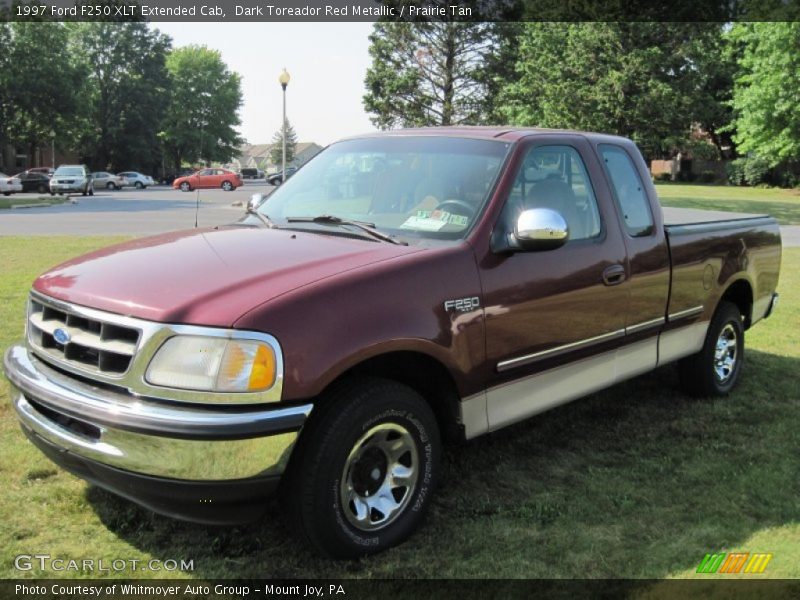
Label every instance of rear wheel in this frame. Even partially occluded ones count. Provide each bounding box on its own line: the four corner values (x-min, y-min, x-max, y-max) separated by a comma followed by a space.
37, 184, 47, 193
679, 301, 745, 397
284, 378, 440, 558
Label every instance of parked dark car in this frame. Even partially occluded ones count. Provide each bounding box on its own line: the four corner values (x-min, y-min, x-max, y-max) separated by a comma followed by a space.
241, 168, 265, 179
17, 171, 51, 194
266, 166, 297, 185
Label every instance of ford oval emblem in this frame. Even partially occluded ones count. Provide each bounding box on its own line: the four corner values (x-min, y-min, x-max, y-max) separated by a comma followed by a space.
53, 328, 71, 345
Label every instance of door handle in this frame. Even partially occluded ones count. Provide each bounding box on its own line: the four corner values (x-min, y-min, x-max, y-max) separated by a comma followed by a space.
602, 264, 626, 286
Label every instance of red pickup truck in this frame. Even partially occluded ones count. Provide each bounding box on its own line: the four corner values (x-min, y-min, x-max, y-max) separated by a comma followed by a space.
4, 128, 781, 557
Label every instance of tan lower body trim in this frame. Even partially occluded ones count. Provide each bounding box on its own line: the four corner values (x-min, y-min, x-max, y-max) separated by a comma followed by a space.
460, 320, 710, 440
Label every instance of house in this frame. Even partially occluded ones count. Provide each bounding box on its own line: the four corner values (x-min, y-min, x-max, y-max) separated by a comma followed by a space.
233, 142, 323, 173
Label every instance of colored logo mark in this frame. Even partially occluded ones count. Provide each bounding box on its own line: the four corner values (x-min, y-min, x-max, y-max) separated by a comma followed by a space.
696, 552, 773, 574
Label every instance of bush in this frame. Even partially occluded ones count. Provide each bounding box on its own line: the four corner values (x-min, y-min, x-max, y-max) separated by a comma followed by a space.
653, 172, 672, 182
727, 157, 771, 186
698, 170, 717, 183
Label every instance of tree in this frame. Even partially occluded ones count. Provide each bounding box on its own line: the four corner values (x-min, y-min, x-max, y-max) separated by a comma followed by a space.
161, 45, 244, 171
2, 23, 82, 167
728, 23, 800, 168
270, 119, 298, 166
363, 21, 496, 128
68, 22, 171, 172
498, 23, 730, 159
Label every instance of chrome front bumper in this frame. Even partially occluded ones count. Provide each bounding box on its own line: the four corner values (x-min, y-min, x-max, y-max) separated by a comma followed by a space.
4, 344, 312, 482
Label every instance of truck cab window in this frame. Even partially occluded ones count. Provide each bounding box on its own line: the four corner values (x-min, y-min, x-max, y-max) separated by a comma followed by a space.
599, 144, 654, 236
503, 145, 602, 242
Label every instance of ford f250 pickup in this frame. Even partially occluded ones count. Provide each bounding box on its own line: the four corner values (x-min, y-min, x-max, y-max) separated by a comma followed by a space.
4, 128, 781, 557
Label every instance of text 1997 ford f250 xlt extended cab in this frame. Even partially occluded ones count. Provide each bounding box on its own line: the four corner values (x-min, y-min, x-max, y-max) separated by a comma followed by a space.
4, 128, 781, 557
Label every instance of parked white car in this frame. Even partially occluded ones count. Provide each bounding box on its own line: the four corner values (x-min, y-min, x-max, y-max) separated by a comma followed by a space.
1, 172, 24, 196
118, 171, 154, 189
50, 165, 93, 196
91, 172, 128, 190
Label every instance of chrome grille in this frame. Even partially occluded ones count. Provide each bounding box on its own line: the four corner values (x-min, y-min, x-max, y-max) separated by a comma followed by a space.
27, 296, 140, 376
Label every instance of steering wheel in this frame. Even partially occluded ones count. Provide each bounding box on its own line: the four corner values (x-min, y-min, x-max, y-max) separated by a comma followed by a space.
434, 199, 475, 217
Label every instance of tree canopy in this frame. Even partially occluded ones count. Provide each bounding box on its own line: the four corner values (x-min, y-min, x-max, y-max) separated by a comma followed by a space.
363, 22, 495, 128
497, 23, 729, 159
728, 23, 800, 168
160, 45, 244, 171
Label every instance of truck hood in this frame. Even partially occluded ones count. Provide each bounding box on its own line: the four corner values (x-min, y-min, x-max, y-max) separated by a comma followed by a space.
33, 226, 422, 326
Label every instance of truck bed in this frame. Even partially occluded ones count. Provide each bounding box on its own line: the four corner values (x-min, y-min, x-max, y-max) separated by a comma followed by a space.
662, 206, 781, 330
662, 206, 767, 227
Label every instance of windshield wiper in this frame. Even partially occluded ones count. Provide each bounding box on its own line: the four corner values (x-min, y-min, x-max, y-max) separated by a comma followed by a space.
287, 215, 407, 245
247, 208, 278, 229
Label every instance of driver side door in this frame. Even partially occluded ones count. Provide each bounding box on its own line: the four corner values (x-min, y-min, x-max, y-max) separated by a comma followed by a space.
479, 136, 634, 430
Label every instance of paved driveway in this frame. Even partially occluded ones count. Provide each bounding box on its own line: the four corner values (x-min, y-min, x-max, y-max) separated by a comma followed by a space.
0, 183, 273, 236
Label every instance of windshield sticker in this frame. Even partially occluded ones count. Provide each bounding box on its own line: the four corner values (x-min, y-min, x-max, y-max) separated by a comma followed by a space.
400, 209, 470, 231
400, 215, 448, 231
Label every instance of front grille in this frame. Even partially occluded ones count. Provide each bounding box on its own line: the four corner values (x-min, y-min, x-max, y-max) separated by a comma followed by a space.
27, 296, 140, 376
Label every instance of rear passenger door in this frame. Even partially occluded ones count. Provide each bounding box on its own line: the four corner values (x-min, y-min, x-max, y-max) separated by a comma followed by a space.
595, 142, 670, 339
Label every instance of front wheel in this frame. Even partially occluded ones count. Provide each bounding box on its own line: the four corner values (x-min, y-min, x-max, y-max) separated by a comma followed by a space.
135, 181, 144, 189
106, 182, 115, 190
221, 181, 233, 191
180, 182, 191, 192
679, 301, 744, 397
284, 378, 440, 558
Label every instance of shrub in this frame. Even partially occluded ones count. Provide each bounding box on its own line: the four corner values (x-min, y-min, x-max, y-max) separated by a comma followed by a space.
653, 172, 672, 182
699, 170, 717, 183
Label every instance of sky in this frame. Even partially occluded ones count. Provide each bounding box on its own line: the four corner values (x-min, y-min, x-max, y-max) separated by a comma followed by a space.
152, 22, 378, 147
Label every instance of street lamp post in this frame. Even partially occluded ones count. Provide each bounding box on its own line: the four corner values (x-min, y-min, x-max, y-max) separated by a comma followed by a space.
278, 68, 290, 183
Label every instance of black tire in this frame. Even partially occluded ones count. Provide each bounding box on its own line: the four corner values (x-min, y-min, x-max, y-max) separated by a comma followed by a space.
106, 182, 114, 190
3, 192, 10, 196
679, 301, 744, 397
284, 377, 440, 558
135, 181, 144, 189
180, 182, 191, 192
37, 184, 47, 193
221, 181, 233, 191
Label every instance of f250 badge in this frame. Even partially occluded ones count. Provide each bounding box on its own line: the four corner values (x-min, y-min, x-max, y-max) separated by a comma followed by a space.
444, 296, 480, 313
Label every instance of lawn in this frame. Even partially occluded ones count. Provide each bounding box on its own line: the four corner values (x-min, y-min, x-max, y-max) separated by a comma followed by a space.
0, 196, 67, 209
656, 182, 800, 225
0, 229, 798, 581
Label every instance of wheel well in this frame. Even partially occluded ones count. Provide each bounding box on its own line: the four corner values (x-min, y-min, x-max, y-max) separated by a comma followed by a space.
720, 279, 753, 329
331, 352, 463, 442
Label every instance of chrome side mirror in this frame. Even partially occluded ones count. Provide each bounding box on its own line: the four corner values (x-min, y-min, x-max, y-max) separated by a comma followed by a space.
514, 208, 569, 251
247, 193, 266, 213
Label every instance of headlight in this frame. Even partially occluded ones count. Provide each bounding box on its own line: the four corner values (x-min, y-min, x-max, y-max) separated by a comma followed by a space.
146, 336, 277, 392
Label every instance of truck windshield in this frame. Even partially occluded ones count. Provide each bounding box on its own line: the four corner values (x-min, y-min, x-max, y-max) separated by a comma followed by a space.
259, 136, 510, 241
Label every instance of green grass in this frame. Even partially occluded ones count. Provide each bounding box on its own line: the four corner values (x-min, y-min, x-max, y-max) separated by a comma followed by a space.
656, 183, 800, 225
0, 234, 798, 580
0, 196, 67, 209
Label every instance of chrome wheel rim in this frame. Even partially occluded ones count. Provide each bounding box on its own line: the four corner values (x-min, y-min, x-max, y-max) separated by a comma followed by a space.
714, 323, 738, 382
340, 423, 418, 532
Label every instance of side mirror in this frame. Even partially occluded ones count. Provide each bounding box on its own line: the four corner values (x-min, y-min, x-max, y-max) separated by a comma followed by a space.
514, 208, 569, 251
247, 193, 266, 213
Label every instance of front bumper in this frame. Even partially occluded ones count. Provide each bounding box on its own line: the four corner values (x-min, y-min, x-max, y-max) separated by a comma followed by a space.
4, 345, 312, 523
50, 182, 86, 193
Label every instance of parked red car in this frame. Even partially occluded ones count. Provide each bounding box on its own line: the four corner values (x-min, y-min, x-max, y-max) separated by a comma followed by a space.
173, 168, 242, 192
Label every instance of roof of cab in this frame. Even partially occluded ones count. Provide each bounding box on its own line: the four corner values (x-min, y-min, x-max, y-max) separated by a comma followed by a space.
341, 126, 632, 145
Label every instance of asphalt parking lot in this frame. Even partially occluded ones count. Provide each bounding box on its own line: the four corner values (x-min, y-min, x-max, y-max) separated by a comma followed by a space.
0, 181, 274, 236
